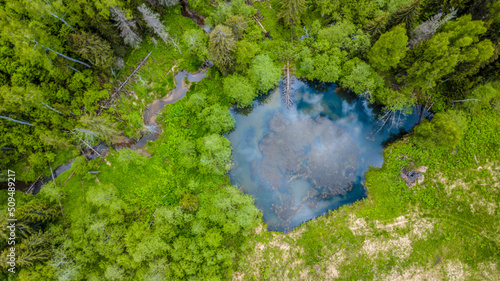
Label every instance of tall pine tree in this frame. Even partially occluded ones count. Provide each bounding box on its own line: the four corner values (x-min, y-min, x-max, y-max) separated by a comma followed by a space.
209, 25, 236, 75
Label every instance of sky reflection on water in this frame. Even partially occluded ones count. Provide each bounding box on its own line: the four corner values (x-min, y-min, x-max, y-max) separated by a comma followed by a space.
227, 80, 422, 232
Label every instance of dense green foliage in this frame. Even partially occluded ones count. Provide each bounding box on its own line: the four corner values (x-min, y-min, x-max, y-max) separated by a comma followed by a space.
1, 0, 499, 279
413, 110, 468, 149
367, 25, 408, 72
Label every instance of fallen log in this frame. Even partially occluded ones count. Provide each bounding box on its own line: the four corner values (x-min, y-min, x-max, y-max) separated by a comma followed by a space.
114, 51, 152, 95
282, 60, 293, 108
253, 16, 267, 33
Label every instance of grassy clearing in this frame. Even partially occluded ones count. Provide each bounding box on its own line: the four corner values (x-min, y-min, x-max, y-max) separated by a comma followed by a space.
234, 109, 500, 280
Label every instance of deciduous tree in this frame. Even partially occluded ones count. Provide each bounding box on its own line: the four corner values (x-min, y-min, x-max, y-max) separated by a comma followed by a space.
307, 52, 343, 82
199, 105, 235, 134
223, 74, 257, 108
413, 110, 467, 149
341, 58, 384, 96
367, 26, 408, 72
198, 134, 233, 175
183, 29, 209, 61
248, 54, 281, 93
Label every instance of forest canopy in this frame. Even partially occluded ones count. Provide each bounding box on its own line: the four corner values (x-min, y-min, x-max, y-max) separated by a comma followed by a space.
1, 0, 499, 280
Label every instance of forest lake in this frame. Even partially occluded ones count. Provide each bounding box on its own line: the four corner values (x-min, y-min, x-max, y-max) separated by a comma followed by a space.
227, 79, 426, 232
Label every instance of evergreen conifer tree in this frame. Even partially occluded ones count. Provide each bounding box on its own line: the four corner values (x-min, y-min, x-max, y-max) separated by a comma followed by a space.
71, 32, 115, 69
209, 25, 236, 75
279, 0, 306, 26
388, 0, 422, 30
138, 4, 182, 53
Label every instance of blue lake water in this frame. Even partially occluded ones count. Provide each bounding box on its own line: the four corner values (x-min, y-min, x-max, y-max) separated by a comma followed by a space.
227, 80, 423, 232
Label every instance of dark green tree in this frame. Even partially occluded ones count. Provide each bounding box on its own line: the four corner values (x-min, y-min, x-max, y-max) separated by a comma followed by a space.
224, 15, 248, 40
179, 193, 200, 212
209, 25, 237, 75
71, 31, 115, 69
365, 14, 388, 38
388, 0, 422, 30
279, 0, 306, 26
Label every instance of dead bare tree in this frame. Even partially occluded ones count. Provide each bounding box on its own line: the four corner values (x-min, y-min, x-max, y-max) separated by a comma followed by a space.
158, 0, 179, 6
138, 4, 182, 53
409, 8, 456, 48
282, 60, 294, 109
110, 6, 142, 48
253, 15, 267, 33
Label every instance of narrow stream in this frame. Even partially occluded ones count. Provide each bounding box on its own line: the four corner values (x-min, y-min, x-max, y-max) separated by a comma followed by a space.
0, 70, 207, 194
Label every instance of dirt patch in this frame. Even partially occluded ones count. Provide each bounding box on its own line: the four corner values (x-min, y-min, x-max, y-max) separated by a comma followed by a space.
363, 235, 413, 259
473, 261, 500, 280
325, 249, 347, 279
375, 215, 408, 233
380, 259, 469, 281
254, 224, 266, 235
348, 214, 372, 236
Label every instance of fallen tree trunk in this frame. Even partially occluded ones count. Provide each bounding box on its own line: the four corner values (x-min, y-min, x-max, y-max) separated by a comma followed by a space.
253, 16, 267, 32
114, 51, 152, 95
282, 61, 293, 109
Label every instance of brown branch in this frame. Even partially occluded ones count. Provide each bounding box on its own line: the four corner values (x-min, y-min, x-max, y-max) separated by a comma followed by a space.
62, 171, 75, 187
253, 16, 267, 32
26, 174, 42, 194
50, 166, 65, 219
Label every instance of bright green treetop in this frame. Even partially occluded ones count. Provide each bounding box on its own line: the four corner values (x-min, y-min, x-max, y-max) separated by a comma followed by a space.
248, 54, 282, 93
367, 26, 408, 72
406, 15, 494, 90
413, 110, 468, 149
341, 58, 384, 95
223, 74, 257, 108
